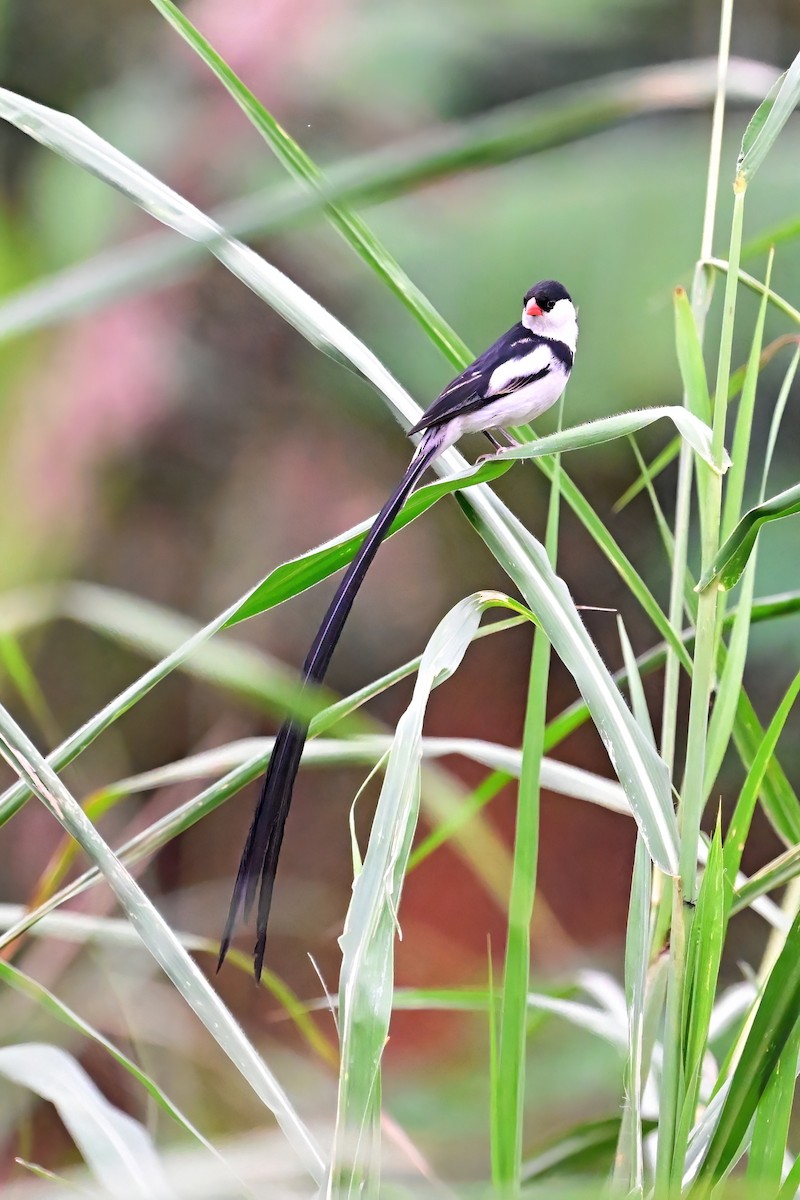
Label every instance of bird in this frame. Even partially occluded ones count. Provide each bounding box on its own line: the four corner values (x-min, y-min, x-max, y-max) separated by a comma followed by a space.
219, 279, 578, 980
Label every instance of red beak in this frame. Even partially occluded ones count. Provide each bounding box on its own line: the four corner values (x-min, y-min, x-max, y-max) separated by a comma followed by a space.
526, 302, 543, 317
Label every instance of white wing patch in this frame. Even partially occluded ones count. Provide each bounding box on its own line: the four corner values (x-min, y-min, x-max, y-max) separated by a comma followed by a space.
486, 343, 551, 396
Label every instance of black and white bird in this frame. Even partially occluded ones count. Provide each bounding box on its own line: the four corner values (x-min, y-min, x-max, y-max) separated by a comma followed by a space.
219, 279, 578, 980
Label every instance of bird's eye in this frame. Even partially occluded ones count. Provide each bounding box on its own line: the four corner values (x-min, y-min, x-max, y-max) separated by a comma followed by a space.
540, 297, 554, 313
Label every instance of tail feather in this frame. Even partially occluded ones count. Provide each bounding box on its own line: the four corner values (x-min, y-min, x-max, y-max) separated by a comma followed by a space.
219, 431, 443, 979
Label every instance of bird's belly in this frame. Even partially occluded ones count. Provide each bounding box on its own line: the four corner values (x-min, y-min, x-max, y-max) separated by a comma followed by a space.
458, 368, 568, 435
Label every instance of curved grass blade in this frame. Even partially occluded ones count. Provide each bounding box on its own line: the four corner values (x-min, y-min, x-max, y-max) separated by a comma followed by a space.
743, 216, 800, 260
229, 458, 508, 625
702, 259, 800, 325
331, 592, 508, 1194
737, 49, 800, 185
147, 0, 470, 366
0, 587, 251, 827
496, 406, 726, 472
0, 59, 778, 346
0, 1043, 174, 1198
494, 417, 562, 1191
0, 85, 678, 878
672, 821, 727, 1177
0, 701, 325, 1182
698, 481, 800, 592
0, 960, 233, 1176
612, 334, 799, 513
235, 405, 724, 627
524, 1116, 657, 1184
702, 252, 775, 796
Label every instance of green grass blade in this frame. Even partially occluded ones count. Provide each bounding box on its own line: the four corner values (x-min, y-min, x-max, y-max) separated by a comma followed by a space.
0, 589, 249, 826
698, 481, 800, 592
725, 665, 800, 887
702, 259, 800, 325
702, 253, 773, 795
524, 1117, 657, 1184
743, 217, 800, 260
0, 960, 231, 1171
737, 49, 800, 184
732, 688, 800, 846
0, 84, 678, 878
498, 406, 727, 473
673, 820, 726, 1176
331, 592, 508, 1195
228, 458, 507, 625
614, 436, 680, 514
0, 60, 777, 346
732, 840, 800, 917
494, 413, 563, 1190
147, 0, 470, 367
674, 287, 713, 423
721, 247, 773, 538
536, 456, 693, 673
0, 1043, 173, 1197
616, 836, 651, 1197
696, 900, 800, 1186
233, 403, 725, 629
614, 618, 654, 1194
0, 702, 325, 1181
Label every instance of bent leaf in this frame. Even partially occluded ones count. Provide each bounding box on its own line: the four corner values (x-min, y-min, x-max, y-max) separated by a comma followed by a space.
698, 482, 800, 592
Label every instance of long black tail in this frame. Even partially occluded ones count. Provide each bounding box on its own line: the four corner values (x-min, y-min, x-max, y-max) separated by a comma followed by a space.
219, 429, 444, 979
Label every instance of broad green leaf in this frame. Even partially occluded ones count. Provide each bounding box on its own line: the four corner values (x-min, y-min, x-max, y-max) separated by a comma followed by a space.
698, 481, 800, 592
0, 1043, 173, 1198
737, 51, 800, 183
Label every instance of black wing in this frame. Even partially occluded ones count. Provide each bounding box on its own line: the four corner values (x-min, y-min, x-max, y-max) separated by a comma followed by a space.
409, 323, 536, 435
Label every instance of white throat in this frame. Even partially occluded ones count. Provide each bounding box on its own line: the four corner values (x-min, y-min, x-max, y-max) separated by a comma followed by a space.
522, 299, 578, 354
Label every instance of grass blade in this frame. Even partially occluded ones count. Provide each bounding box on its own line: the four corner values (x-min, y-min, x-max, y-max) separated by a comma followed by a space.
0, 700, 325, 1182
696, 900, 800, 1186
0, 87, 678, 880
0, 60, 777, 346
331, 592, 509, 1194
698, 481, 800, 592
0, 1043, 174, 1198
737, 49, 800, 184
0, 961, 231, 1171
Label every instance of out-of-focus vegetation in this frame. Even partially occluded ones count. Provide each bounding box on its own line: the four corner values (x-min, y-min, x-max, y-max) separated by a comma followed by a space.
0, 0, 800, 1195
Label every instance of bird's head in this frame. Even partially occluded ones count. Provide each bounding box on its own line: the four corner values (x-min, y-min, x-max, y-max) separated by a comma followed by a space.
521, 280, 577, 351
